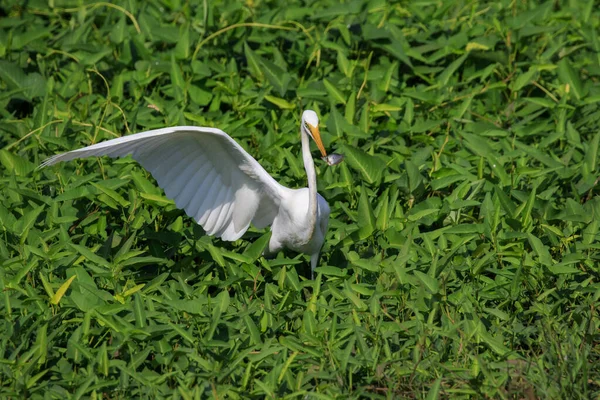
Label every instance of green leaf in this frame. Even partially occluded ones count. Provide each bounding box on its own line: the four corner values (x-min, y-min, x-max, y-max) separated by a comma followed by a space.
426, 378, 442, 400
371, 103, 402, 113
0, 60, 27, 93
557, 58, 584, 100
174, 23, 190, 60
357, 188, 375, 240
264, 95, 295, 110
244, 42, 264, 81
323, 79, 346, 105
339, 144, 386, 184
215, 290, 230, 314
315, 266, 347, 277
69, 244, 111, 269
461, 133, 510, 186
527, 233, 552, 266
375, 188, 390, 231
90, 182, 130, 207
167, 322, 195, 345
337, 50, 351, 77
133, 293, 146, 328
511, 67, 537, 91
170, 54, 185, 102
243, 231, 271, 261
50, 275, 76, 305
139, 192, 175, 205
243, 314, 262, 345
343, 281, 367, 309
109, 15, 126, 44
414, 270, 439, 293
0, 150, 36, 176
261, 58, 290, 96
438, 53, 468, 86
188, 85, 213, 106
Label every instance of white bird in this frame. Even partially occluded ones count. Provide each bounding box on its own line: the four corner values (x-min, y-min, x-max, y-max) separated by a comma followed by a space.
41, 110, 340, 278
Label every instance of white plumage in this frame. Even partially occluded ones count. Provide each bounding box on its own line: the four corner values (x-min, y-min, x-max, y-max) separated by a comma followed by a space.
41, 110, 335, 277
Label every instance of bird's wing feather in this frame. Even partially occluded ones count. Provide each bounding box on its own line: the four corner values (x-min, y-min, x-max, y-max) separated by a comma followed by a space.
41, 126, 291, 241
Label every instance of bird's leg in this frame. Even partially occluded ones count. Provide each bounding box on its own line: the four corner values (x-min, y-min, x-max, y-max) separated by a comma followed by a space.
310, 253, 319, 280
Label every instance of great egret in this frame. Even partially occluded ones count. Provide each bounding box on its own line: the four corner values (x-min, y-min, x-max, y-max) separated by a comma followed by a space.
41, 110, 342, 278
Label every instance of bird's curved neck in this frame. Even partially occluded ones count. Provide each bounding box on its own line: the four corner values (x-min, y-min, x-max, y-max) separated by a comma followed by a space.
301, 130, 318, 241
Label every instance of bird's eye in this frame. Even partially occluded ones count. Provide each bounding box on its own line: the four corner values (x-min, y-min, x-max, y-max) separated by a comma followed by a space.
304, 122, 310, 132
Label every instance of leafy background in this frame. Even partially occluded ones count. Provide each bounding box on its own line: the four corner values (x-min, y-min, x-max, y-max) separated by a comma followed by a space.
1, 0, 599, 398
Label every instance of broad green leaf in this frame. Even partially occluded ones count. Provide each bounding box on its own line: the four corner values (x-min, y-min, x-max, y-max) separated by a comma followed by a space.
264, 95, 295, 110
139, 192, 175, 205
35, 323, 48, 364
343, 281, 367, 309
26, 369, 50, 390
345, 91, 356, 123
547, 265, 581, 275
188, 85, 212, 106
14, 204, 44, 240
315, 266, 347, 277
215, 290, 230, 314
340, 144, 386, 184
69, 244, 111, 269
261, 58, 290, 96
91, 182, 130, 207
414, 270, 439, 293
371, 103, 402, 113
527, 233, 552, 266
167, 322, 195, 345
478, 325, 511, 356
12, 26, 52, 50
511, 67, 537, 91
461, 133, 510, 186
323, 79, 346, 105
426, 378, 442, 400
407, 208, 439, 222
0, 150, 36, 176
357, 188, 375, 240
326, 107, 346, 138
557, 58, 584, 100
0, 60, 27, 97
337, 50, 351, 77
170, 54, 185, 102
174, 23, 190, 59
243, 231, 271, 261
142, 272, 170, 294
243, 314, 262, 345
51, 275, 76, 305
438, 53, 468, 86
109, 15, 126, 44
375, 188, 390, 231
133, 293, 146, 328
405, 160, 422, 193
122, 284, 145, 298
379, 61, 398, 92
244, 42, 264, 80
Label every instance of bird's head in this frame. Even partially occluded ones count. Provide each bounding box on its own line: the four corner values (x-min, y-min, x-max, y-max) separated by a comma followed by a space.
302, 110, 327, 158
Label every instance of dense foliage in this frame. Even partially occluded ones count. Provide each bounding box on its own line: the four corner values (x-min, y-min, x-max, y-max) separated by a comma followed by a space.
1, 0, 599, 398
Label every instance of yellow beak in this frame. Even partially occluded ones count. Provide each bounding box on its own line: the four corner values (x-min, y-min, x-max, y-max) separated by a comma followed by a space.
308, 125, 327, 158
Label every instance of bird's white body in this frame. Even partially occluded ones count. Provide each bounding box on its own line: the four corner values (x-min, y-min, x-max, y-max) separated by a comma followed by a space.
41, 111, 332, 277
267, 187, 329, 256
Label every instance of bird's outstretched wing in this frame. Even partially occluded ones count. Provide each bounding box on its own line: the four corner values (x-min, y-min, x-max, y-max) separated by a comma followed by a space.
41, 126, 291, 241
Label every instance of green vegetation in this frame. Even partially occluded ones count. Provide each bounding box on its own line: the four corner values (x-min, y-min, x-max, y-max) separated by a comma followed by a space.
1, 0, 599, 398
